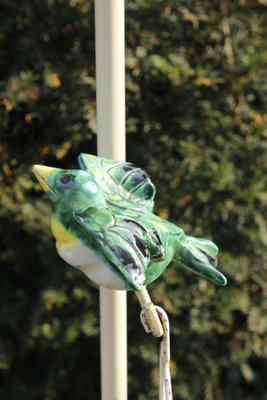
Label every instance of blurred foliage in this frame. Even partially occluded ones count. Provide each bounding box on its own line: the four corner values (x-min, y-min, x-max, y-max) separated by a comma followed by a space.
1, 0, 267, 399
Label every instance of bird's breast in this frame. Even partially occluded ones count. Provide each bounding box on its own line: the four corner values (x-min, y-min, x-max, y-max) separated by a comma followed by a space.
50, 216, 126, 290
50, 215, 78, 250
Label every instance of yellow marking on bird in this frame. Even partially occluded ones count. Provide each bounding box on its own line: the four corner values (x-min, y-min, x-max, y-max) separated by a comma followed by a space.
110, 194, 122, 201
50, 216, 78, 251
147, 215, 170, 232
91, 167, 102, 179
125, 209, 139, 218
151, 219, 170, 232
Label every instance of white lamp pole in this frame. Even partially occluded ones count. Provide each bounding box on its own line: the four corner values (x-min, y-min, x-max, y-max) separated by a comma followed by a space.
94, 1, 127, 400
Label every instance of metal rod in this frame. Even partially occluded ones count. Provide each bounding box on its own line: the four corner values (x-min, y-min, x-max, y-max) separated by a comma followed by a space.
94, 1, 127, 399
135, 287, 164, 337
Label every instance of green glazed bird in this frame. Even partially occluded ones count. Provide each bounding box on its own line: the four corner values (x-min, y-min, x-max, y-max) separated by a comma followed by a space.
32, 153, 227, 291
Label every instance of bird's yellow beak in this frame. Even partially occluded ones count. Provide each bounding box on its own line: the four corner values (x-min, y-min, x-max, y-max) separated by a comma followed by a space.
32, 164, 54, 192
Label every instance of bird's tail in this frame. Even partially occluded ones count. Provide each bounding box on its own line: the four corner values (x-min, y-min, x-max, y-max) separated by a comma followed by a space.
174, 236, 227, 286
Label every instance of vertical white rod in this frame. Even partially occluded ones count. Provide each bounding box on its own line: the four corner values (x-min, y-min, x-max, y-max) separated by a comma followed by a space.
95, 1, 127, 400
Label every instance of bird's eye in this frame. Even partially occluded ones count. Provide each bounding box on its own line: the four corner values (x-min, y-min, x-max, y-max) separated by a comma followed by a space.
60, 174, 75, 184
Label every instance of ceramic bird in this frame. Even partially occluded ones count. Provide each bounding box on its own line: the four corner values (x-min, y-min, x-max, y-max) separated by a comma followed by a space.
33, 153, 227, 290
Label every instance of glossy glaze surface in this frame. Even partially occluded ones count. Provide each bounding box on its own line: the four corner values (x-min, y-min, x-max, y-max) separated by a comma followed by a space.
33, 154, 227, 290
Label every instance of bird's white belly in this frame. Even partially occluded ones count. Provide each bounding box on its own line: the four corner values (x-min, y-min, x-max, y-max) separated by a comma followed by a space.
58, 241, 126, 290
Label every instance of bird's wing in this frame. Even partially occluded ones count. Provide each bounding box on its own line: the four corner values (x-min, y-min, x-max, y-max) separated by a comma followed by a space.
77, 153, 155, 211
73, 207, 151, 290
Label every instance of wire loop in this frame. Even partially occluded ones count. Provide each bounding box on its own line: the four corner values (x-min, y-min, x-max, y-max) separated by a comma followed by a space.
155, 306, 173, 400
136, 288, 173, 400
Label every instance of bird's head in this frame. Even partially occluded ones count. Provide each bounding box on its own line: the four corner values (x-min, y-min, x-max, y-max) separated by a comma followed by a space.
32, 164, 106, 212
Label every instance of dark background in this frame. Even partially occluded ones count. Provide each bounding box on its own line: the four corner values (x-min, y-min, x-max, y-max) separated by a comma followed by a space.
1, 0, 267, 399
